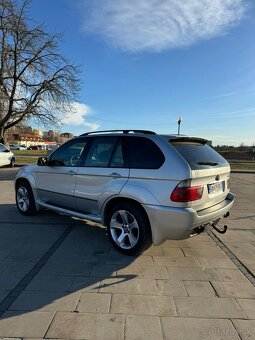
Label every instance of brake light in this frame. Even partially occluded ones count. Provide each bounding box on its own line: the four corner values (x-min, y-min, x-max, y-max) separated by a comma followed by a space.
171, 182, 204, 202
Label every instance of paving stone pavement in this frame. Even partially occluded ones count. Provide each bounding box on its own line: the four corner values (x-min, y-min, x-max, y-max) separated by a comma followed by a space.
0, 170, 254, 339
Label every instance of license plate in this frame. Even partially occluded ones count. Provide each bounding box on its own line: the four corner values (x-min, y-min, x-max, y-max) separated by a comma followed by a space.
208, 182, 223, 194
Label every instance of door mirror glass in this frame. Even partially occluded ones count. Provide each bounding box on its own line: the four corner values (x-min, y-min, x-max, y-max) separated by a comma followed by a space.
37, 157, 48, 166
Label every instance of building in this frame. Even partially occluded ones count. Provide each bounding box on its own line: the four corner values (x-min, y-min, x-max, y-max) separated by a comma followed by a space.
12, 133, 45, 148
60, 132, 74, 139
43, 130, 59, 141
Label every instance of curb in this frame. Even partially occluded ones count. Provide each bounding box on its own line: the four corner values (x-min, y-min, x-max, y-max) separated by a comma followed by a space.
231, 170, 255, 174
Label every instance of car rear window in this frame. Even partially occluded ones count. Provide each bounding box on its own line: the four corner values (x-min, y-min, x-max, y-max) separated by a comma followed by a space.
170, 140, 228, 170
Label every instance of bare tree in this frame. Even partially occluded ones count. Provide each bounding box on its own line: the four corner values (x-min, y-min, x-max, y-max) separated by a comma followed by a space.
0, 0, 79, 144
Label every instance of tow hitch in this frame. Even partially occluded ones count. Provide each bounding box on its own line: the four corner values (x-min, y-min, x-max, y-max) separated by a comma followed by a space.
212, 224, 228, 234
212, 212, 229, 234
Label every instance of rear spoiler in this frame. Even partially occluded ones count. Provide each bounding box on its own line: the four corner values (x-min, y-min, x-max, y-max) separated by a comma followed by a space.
169, 137, 207, 145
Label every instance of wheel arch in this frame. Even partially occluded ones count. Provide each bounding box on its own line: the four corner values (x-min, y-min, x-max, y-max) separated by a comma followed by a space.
103, 196, 153, 255
15, 177, 34, 191
15, 177, 38, 215
15, 176, 40, 209
10, 156, 15, 163
102, 196, 150, 228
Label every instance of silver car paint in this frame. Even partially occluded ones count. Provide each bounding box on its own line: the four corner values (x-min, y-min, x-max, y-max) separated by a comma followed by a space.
74, 166, 129, 214
35, 165, 79, 210
143, 192, 234, 245
15, 133, 234, 245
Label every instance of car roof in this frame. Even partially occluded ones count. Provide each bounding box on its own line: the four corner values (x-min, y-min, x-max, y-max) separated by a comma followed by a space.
78, 130, 188, 138
79, 130, 156, 137
76, 130, 207, 144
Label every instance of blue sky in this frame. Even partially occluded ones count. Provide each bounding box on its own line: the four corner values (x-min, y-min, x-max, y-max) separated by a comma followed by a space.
30, 0, 255, 146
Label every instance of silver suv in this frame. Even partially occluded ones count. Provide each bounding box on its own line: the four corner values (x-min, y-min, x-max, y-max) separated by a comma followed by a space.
15, 130, 234, 255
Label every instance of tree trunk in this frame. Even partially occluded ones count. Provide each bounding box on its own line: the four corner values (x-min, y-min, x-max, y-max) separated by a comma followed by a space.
0, 127, 5, 145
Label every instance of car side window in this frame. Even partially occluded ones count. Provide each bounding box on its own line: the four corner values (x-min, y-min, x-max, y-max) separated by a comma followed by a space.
125, 137, 165, 169
49, 139, 88, 167
110, 139, 124, 167
85, 137, 118, 167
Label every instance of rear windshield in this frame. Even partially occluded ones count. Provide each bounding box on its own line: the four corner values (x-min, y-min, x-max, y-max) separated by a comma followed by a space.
171, 141, 228, 170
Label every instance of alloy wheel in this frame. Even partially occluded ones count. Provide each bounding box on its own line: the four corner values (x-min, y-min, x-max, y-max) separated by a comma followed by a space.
109, 210, 140, 250
16, 186, 30, 212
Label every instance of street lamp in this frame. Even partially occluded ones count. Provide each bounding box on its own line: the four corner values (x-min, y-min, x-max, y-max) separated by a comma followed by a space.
177, 117, 182, 135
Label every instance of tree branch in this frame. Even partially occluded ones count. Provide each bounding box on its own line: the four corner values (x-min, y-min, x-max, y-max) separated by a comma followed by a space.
0, 0, 80, 141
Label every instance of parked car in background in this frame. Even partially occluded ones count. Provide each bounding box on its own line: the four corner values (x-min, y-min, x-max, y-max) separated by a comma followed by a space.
9, 144, 27, 150
29, 145, 41, 150
0, 143, 15, 167
15, 130, 234, 255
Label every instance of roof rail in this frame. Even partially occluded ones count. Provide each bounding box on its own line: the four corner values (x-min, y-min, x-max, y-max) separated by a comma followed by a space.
79, 130, 156, 136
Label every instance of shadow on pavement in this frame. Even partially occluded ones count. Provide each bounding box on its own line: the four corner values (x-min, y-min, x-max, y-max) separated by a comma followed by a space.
0, 204, 137, 320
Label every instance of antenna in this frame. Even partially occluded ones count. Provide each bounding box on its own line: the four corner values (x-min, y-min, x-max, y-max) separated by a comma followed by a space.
177, 117, 182, 135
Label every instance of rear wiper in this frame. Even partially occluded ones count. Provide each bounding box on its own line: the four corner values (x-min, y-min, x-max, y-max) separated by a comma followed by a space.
197, 161, 219, 166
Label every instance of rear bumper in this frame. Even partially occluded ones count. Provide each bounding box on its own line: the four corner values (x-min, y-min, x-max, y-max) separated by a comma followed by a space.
143, 192, 235, 245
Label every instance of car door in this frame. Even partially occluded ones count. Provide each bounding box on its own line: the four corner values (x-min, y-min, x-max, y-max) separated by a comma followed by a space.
34, 138, 89, 210
74, 136, 129, 214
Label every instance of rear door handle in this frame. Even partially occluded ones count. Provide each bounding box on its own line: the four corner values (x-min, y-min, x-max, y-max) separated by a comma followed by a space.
110, 172, 122, 178
68, 170, 76, 176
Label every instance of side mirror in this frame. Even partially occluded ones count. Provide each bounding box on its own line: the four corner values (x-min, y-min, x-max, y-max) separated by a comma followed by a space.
4, 149, 10, 153
37, 157, 48, 166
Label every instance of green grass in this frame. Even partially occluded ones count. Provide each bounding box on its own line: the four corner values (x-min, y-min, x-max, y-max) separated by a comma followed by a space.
12, 150, 47, 156
230, 163, 255, 170
15, 157, 38, 164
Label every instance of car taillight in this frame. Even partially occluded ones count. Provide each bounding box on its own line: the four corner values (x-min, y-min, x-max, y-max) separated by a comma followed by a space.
171, 181, 204, 202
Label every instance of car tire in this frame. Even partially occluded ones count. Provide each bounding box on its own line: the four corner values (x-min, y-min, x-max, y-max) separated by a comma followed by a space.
10, 158, 15, 168
16, 181, 37, 216
106, 202, 152, 255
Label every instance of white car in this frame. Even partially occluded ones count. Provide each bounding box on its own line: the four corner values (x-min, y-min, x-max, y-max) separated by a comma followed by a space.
9, 144, 26, 150
0, 143, 15, 167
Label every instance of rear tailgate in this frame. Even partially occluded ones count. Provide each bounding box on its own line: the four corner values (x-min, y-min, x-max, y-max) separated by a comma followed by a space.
170, 137, 230, 211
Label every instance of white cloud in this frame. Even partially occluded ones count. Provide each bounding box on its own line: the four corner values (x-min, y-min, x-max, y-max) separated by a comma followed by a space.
214, 107, 255, 117
82, 0, 247, 53
203, 87, 255, 101
62, 102, 100, 131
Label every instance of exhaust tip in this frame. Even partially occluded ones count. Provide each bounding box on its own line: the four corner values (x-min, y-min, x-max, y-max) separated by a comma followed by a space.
190, 226, 205, 236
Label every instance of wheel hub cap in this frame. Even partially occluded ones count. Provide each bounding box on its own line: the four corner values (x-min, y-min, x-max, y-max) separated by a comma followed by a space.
123, 224, 130, 233
17, 186, 30, 212
110, 210, 139, 250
